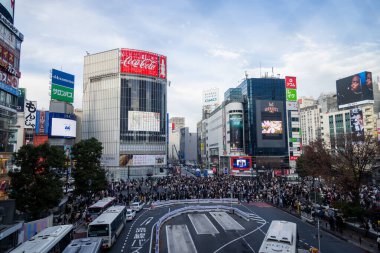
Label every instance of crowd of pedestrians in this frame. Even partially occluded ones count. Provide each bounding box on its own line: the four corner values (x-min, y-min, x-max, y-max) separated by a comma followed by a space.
57, 172, 380, 238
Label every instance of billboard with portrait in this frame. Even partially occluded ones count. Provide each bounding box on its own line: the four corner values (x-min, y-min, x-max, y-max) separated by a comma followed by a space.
350, 108, 364, 141
336, 71, 373, 109
120, 49, 167, 79
128, 111, 160, 132
229, 114, 243, 152
231, 156, 251, 171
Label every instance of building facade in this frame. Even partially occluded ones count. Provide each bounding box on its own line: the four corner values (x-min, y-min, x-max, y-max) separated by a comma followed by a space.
238, 78, 288, 169
82, 49, 167, 179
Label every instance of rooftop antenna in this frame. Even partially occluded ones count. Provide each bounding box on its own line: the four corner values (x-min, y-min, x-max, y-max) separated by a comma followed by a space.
260, 62, 262, 78
86, 51, 90, 56
245, 71, 248, 80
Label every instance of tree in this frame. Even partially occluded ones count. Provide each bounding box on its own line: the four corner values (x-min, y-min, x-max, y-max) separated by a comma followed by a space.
9, 143, 66, 220
301, 134, 379, 205
329, 133, 379, 204
71, 138, 107, 198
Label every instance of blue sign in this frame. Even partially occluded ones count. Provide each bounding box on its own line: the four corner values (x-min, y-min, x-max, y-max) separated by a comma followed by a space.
52, 69, 75, 89
0, 82, 18, 96
224, 168, 228, 174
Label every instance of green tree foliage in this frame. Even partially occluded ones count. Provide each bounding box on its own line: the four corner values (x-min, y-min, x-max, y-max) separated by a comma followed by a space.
71, 138, 107, 197
9, 143, 66, 220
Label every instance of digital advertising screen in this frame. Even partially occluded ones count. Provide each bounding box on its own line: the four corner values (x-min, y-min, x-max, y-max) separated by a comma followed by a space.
256, 100, 286, 148
49, 113, 77, 138
336, 71, 373, 109
231, 156, 251, 170
350, 108, 364, 142
120, 49, 167, 79
229, 114, 243, 152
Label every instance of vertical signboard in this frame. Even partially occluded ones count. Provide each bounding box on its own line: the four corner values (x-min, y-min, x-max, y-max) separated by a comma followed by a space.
16, 87, 25, 112
229, 114, 243, 152
51, 69, 75, 103
285, 76, 300, 168
24, 100, 37, 129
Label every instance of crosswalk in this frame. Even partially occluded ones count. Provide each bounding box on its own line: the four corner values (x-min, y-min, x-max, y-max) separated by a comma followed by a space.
165, 210, 265, 252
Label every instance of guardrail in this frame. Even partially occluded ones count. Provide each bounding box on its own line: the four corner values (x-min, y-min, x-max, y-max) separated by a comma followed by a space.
153, 203, 252, 253
151, 198, 239, 208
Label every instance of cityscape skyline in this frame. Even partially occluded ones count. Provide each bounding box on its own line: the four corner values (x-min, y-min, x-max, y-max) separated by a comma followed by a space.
15, 0, 380, 131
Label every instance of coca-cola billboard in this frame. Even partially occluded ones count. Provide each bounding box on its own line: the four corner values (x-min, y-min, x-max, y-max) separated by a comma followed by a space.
120, 49, 166, 79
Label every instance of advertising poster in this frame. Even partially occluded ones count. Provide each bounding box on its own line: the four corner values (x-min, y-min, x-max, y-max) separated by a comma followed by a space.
229, 114, 243, 152
51, 69, 75, 103
261, 101, 283, 140
128, 111, 160, 132
336, 71, 373, 109
350, 108, 364, 141
119, 154, 166, 166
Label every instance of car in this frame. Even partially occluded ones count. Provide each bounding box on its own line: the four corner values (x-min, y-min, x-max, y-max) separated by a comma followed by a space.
126, 209, 136, 221
131, 202, 144, 212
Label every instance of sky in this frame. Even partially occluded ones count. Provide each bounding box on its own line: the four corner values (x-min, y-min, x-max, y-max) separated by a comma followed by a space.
14, 0, 380, 132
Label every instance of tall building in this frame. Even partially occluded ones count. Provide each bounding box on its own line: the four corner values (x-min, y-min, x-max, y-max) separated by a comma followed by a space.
82, 49, 168, 179
179, 127, 197, 164
237, 77, 288, 169
169, 117, 185, 132
0, 3, 23, 181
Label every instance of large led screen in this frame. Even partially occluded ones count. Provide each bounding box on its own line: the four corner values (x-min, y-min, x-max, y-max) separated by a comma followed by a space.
350, 108, 364, 142
231, 156, 251, 170
120, 49, 167, 79
51, 118, 77, 138
336, 71, 373, 109
256, 100, 286, 148
128, 111, 160, 132
229, 114, 243, 152
119, 154, 166, 166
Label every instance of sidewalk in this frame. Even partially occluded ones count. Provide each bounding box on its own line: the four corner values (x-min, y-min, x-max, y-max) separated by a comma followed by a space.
318, 219, 378, 253
280, 206, 379, 253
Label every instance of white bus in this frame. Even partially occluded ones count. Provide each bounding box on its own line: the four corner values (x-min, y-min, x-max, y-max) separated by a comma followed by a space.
11, 225, 73, 253
87, 205, 127, 249
87, 197, 116, 221
259, 220, 297, 253
62, 237, 102, 253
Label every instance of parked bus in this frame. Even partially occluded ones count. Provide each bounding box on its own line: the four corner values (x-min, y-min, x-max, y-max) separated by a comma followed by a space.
87, 205, 127, 249
63, 238, 102, 253
87, 197, 116, 221
259, 220, 297, 253
11, 225, 73, 253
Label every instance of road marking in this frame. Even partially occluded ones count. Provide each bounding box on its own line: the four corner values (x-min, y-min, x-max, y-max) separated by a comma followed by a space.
209, 212, 245, 230
166, 225, 197, 253
140, 217, 153, 226
188, 213, 219, 235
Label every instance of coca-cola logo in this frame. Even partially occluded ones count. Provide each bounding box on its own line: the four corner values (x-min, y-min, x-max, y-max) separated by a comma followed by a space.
120, 49, 166, 79
121, 55, 157, 70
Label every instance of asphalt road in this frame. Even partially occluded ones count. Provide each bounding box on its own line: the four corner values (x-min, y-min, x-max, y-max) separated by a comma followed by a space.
108, 202, 366, 253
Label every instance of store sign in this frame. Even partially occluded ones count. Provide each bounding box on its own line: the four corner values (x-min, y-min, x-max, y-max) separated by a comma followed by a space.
24, 100, 37, 129
285, 76, 297, 89
286, 101, 298, 111
51, 69, 75, 103
286, 89, 297, 101
264, 102, 279, 113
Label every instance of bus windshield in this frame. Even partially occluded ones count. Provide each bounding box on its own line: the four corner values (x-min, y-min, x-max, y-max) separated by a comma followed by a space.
88, 225, 109, 237
88, 207, 102, 215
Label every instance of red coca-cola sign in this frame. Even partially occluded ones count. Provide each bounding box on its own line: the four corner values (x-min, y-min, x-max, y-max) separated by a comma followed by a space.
120, 49, 167, 79
285, 76, 297, 89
